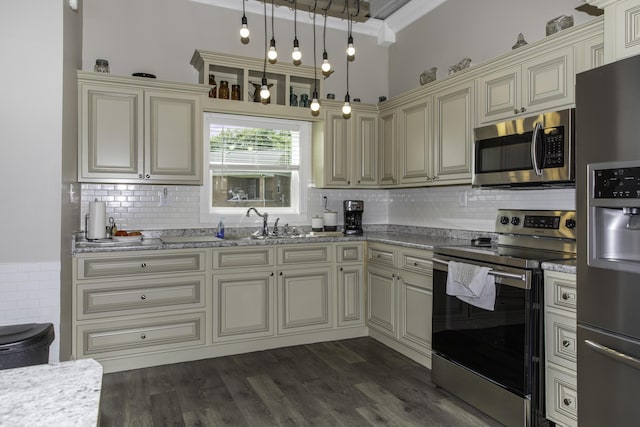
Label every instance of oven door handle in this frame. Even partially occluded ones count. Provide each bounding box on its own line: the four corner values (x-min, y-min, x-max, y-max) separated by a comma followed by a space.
432, 257, 527, 282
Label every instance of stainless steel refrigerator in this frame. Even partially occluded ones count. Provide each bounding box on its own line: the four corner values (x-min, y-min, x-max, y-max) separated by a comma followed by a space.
576, 54, 640, 426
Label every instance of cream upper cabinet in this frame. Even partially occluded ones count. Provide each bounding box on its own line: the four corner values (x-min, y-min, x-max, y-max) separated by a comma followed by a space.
78, 72, 208, 185
378, 107, 397, 186
397, 96, 433, 185
313, 103, 378, 188
432, 80, 475, 185
477, 46, 574, 124
575, 33, 605, 73
588, 0, 640, 62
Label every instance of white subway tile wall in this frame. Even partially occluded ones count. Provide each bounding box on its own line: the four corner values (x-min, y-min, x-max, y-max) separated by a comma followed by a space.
81, 184, 575, 233
0, 262, 60, 363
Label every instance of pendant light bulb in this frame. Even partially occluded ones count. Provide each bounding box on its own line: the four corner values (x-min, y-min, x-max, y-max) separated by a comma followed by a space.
310, 90, 320, 112
292, 38, 302, 62
346, 35, 355, 59
260, 77, 271, 100
342, 94, 351, 117
321, 51, 331, 74
268, 38, 278, 62
240, 15, 250, 41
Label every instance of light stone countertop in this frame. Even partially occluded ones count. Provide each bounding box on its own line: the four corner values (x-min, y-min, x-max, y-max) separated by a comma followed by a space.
541, 259, 576, 274
0, 358, 103, 427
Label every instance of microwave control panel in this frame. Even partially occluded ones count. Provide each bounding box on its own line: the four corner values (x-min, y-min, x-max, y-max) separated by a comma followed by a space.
542, 126, 565, 168
594, 167, 640, 198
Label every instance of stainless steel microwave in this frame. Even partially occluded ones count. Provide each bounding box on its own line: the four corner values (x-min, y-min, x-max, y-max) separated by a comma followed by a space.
472, 108, 575, 187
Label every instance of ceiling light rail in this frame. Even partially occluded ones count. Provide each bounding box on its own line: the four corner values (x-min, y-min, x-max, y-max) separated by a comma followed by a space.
255, 0, 371, 22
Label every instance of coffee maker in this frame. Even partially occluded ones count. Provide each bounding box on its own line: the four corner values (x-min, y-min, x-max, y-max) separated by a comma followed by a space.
343, 200, 364, 235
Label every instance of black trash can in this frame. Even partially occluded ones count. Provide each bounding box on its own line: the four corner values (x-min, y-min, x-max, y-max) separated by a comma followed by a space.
0, 323, 55, 370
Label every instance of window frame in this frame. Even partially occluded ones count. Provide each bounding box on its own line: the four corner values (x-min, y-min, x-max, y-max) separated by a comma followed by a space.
200, 113, 311, 226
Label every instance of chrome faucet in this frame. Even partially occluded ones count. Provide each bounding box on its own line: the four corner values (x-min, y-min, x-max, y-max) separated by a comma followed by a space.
246, 207, 269, 236
272, 218, 281, 236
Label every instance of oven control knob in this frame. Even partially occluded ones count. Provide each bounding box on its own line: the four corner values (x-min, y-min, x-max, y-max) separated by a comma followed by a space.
565, 218, 576, 229
500, 216, 510, 225
511, 217, 521, 226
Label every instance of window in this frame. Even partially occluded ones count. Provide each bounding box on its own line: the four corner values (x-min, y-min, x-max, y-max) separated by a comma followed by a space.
202, 113, 310, 221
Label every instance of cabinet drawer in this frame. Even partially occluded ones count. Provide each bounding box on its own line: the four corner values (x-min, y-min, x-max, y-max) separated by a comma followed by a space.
399, 248, 433, 276
545, 271, 576, 312
336, 243, 363, 263
76, 251, 206, 280
546, 312, 577, 370
546, 366, 577, 427
213, 247, 274, 269
278, 245, 331, 265
77, 275, 206, 320
367, 244, 395, 267
77, 312, 205, 358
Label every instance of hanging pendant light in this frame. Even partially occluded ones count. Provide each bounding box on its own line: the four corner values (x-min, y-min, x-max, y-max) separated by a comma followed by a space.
310, 1, 320, 115
346, 0, 356, 60
260, 1, 270, 102
240, 0, 250, 43
291, 0, 302, 65
342, 56, 351, 118
267, 0, 278, 63
321, 1, 332, 76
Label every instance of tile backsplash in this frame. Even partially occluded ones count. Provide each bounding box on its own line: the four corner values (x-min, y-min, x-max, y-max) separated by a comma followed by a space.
81, 184, 575, 233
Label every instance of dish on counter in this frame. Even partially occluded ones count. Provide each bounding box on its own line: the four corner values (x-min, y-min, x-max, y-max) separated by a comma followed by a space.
112, 235, 143, 243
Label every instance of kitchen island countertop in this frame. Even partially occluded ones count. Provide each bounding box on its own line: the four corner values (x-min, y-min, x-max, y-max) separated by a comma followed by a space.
0, 358, 102, 427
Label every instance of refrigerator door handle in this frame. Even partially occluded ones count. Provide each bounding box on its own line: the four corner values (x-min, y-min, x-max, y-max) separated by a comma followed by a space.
585, 339, 640, 371
531, 122, 543, 176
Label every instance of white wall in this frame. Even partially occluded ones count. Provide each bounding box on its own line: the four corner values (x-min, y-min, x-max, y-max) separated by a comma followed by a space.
388, 0, 596, 97
82, 0, 389, 104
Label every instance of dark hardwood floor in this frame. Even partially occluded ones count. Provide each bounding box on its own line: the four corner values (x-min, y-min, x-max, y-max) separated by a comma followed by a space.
99, 337, 503, 426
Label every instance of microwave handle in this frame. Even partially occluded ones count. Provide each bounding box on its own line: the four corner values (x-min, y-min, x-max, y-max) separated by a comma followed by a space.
531, 122, 543, 176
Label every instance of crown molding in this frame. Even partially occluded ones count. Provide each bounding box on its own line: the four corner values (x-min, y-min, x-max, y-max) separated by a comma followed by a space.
384, 0, 447, 33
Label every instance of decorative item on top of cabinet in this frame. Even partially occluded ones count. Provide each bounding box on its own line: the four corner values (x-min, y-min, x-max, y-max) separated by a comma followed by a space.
77, 71, 208, 185
448, 58, 472, 75
419, 68, 437, 85
512, 33, 528, 49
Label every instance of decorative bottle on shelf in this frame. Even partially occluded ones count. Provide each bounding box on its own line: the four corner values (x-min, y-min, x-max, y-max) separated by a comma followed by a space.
219, 81, 230, 99
208, 75, 217, 98
231, 84, 241, 101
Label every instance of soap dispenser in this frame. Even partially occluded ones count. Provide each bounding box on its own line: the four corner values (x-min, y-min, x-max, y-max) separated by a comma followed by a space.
216, 218, 225, 239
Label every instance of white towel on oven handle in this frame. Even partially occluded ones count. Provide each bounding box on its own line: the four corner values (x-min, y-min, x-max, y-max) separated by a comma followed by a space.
446, 261, 496, 311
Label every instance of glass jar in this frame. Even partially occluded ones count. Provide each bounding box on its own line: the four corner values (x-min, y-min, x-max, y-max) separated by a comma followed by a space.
94, 59, 110, 73
219, 81, 230, 99
208, 75, 217, 98
231, 84, 241, 101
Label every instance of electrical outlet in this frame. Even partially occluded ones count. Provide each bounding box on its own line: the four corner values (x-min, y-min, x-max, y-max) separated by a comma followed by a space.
159, 187, 170, 207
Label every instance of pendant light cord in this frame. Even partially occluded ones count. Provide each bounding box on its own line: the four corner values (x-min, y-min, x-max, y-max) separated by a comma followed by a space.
271, 0, 275, 40
263, 1, 267, 76
312, 2, 317, 92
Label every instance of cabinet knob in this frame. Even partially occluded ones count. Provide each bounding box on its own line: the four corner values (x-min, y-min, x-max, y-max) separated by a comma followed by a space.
357, 180, 361, 184
138, 174, 143, 179
561, 293, 570, 300
140, 334, 147, 340
521, 107, 526, 113
391, 273, 395, 278
279, 272, 283, 276
514, 109, 519, 114
270, 272, 274, 277
145, 174, 150, 179
562, 340, 571, 348
141, 263, 147, 268
140, 294, 147, 300
414, 262, 419, 267
340, 267, 344, 271
563, 398, 572, 406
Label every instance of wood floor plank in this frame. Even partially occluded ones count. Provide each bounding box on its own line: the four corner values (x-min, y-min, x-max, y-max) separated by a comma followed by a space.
150, 390, 185, 427
247, 373, 309, 427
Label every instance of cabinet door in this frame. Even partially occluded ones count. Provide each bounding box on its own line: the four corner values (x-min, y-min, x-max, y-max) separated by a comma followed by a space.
366, 265, 397, 338
477, 64, 521, 124
277, 267, 332, 334
398, 271, 433, 355
337, 264, 365, 327
433, 81, 474, 184
397, 97, 433, 185
353, 110, 378, 186
522, 46, 574, 114
213, 270, 275, 342
610, 0, 640, 62
575, 33, 605, 73
378, 108, 397, 186
79, 84, 144, 182
323, 108, 351, 186
145, 91, 202, 184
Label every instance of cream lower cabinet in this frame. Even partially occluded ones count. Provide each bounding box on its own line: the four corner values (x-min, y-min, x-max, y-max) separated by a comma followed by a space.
477, 46, 574, 125
544, 270, 577, 427
78, 71, 208, 184
366, 242, 434, 367
72, 249, 209, 371
336, 243, 365, 327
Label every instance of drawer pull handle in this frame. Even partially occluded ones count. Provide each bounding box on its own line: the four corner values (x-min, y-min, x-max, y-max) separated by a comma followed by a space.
414, 262, 419, 267
141, 334, 147, 340
561, 293, 571, 300
562, 340, 571, 348
141, 263, 147, 268
563, 398, 572, 406
140, 295, 147, 300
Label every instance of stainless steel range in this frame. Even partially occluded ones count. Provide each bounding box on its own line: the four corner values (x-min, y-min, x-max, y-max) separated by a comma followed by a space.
431, 209, 577, 427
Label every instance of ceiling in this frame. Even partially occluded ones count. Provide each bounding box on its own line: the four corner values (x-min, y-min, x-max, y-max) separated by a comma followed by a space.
369, 0, 414, 20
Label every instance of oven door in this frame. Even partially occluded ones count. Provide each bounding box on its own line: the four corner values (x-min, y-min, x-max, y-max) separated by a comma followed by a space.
432, 254, 539, 398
